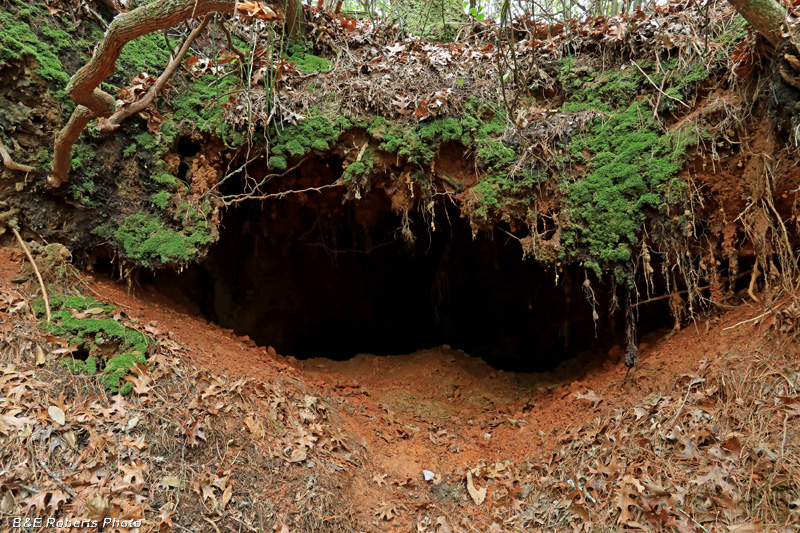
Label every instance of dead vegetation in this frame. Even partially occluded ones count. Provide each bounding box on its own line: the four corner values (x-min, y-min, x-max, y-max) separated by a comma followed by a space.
0, 247, 362, 532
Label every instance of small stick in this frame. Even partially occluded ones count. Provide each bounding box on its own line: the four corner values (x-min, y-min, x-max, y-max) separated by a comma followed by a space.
631, 60, 689, 110
747, 257, 760, 303
0, 137, 35, 173
722, 310, 772, 331
37, 460, 77, 498
11, 227, 51, 323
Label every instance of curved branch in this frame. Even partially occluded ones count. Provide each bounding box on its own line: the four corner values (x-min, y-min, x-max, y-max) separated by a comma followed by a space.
48, 0, 237, 187
0, 137, 35, 173
728, 0, 786, 48
97, 13, 214, 134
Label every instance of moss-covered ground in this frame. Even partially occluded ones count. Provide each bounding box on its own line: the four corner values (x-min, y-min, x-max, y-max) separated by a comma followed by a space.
33, 296, 152, 395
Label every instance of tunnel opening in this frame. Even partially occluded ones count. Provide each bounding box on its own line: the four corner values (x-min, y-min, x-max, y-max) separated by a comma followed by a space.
143, 158, 675, 372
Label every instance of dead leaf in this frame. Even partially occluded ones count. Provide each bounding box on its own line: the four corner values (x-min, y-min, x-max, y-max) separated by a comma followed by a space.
576, 390, 602, 406
48, 406, 66, 426
375, 501, 403, 520
466, 471, 486, 505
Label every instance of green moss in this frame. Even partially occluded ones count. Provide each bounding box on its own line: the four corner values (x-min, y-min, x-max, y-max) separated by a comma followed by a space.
116, 32, 173, 81
151, 191, 172, 209
268, 155, 287, 171
561, 62, 643, 112
171, 74, 244, 145
562, 103, 692, 267
0, 10, 69, 86
286, 43, 331, 73
151, 163, 181, 188
69, 142, 99, 206
101, 352, 146, 393
268, 111, 352, 168
114, 211, 216, 267
37, 296, 151, 393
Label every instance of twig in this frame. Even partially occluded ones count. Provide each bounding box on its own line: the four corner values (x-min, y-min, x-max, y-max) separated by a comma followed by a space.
631, 60, 689, 110
220, 20, 248, 66
0, 137, 35, 173
722, 310, 772, 331
668, 377, 704, 427
37, 460, 77, 498
781, 412, 789, 459
676, 507, 709, 533
11, 227, 50, 323
747, 257, 760, 303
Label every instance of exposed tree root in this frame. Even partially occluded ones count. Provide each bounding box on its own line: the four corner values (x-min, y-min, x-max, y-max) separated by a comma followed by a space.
97, 14, 214, 134
48, 0, 240, 187
727, 0, 785, 47
0, 137, 34, 173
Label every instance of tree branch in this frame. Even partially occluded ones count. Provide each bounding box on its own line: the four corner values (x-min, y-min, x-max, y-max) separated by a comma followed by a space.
97, 14, 214, 134
48, 0, 238, 187
727, 0, 786, 48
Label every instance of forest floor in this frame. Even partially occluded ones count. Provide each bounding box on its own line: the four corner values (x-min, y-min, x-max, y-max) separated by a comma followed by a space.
1, 241, 799, 532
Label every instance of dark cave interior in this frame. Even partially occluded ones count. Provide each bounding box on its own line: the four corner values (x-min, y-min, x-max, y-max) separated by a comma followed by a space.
144, 158, 675, 372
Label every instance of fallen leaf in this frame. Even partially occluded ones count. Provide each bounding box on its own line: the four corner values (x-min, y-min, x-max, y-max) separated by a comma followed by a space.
48, 406, 66, 426
466, 471, 486, 505
576, 390, 602, 406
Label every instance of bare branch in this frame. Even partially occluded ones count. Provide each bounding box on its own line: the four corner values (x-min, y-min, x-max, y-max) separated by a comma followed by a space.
97, 14, 215, 134
48, 0, 239, 187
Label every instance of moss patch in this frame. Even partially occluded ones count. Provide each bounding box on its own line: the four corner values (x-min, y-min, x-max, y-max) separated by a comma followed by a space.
171, 74, 245, 146
562, 103, 693, 270
112, 210, 216, 268
0, 9, 70, 87
35, 296, 151, 393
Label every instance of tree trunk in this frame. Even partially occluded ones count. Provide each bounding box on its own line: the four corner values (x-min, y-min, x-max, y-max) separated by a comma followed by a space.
284, 0, 303, 39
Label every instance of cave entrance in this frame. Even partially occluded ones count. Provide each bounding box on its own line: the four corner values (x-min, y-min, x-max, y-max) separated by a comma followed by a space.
146, 160, 669, 372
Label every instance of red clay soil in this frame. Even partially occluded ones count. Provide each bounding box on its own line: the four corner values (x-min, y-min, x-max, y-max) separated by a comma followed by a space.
0, 242, 769, 487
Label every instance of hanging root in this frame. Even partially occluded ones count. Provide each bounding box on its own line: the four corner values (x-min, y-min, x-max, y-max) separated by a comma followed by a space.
625, 290, 638, 368
11, 228, 51, 323
0, 137, 34, 173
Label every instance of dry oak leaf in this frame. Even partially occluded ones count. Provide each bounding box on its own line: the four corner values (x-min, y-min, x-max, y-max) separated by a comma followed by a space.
236, 1, 282, 20
23, 489, 70, 515
119, 461, 149, 489
575, 389, 602, 406
123, 362, 152, 395
372, 473, 388, 487
0, 410, 35, 433
183, 418, 207, 447
375, 501, 403, 520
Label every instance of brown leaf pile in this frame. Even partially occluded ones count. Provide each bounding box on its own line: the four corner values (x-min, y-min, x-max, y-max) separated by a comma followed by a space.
0, 282, 360, 532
